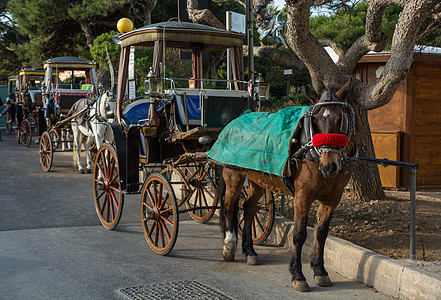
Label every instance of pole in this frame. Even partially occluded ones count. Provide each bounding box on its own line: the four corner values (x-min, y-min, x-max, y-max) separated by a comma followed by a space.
246, 0, 254, 85
286, 76, 290, 102
410, 167, 416, 260
226, 12, 232, 90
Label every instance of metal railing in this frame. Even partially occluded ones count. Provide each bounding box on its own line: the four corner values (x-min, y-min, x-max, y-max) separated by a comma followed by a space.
355, 157, 419, 260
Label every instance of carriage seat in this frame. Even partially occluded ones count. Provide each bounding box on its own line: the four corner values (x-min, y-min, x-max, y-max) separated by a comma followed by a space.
168, 88, 250, 128
122, 99, 151, 126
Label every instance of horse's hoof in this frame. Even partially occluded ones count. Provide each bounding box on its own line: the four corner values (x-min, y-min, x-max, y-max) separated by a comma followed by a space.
292, 280, 310, 292
222, 249, 235, 262
86, 168, 92, 174
246, 255, 260, 265
314, 275, 332, 287
79, 169, 85, 174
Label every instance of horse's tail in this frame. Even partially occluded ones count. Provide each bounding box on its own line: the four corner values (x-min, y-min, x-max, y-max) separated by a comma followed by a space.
218, 166, 239, 239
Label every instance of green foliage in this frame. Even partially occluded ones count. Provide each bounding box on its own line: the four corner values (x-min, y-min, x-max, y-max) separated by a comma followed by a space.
309, 2, 402, 50
310, 2, 368, 50
90, 31, 121, 70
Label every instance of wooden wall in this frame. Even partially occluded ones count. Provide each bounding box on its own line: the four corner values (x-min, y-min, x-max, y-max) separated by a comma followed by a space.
411, 61, 441, 187
355, 55, 441, 188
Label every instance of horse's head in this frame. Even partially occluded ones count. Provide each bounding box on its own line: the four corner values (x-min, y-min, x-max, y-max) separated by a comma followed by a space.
98, 91, 117, 122
305, 80, 357, 178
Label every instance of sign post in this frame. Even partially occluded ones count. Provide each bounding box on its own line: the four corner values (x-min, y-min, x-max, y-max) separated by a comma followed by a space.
284, 69, 292, 102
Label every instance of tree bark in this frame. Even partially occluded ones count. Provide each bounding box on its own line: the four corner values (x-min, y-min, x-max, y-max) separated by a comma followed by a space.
187, 0, 225, 29
144, 0, 157, 26
78, 21, 95, 49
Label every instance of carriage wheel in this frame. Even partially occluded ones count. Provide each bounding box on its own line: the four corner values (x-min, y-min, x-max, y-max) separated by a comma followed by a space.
20, 119, 32, 147
180, 161, 218, 223
39, 131, 53, 172
238, 187, 275, 245
141, 174, 179, 255
5, 114, 12, 134
89, 140, 98, 163
93, 144, 124, 230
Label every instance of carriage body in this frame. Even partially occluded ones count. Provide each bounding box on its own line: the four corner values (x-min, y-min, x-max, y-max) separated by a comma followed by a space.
92, 21, 275, 254
5, 69, 47, 145
38, 57, 98, 170
111, 21, 250, 193
43, 56, 97, 117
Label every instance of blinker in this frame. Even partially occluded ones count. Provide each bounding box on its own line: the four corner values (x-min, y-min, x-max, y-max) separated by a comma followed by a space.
340, 113, 349, 134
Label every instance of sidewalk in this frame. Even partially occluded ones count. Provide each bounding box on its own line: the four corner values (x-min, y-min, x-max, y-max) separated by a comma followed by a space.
269, 216, 441, 299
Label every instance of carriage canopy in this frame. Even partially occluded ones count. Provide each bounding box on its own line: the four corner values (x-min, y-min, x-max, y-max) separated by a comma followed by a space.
43, 57, 97, 92
114, 21, 246, 124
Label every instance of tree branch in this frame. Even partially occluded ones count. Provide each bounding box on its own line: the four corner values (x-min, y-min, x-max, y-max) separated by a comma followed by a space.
187, 0, 225, 29
319, 38, 344, 57
244, 44, 309, 73
285, 0, 344, 92
360, 0, 441, 109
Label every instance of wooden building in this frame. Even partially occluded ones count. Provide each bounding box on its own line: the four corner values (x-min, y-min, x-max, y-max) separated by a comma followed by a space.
354, 47, 441, 189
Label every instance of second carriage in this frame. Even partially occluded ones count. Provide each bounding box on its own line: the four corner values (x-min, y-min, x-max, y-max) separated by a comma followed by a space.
5, 68, 46, 146
92, 21, 275, 255
39, 56, 98, 171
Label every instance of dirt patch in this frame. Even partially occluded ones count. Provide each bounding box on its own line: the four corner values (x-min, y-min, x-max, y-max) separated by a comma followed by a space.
276, 191, 441, 261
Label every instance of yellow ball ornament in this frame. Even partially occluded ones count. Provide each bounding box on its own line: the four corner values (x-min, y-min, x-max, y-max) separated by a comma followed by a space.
117, 18, 134, 33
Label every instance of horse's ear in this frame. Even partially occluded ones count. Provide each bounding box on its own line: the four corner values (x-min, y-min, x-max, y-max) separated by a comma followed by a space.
335, 78, 352, 100
304, 85, 318, 104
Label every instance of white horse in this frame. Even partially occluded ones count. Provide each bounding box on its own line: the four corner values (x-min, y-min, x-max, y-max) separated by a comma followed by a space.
68, 92, 116, 173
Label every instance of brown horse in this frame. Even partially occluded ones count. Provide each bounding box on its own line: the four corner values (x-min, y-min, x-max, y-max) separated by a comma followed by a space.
217, 80, 359, 292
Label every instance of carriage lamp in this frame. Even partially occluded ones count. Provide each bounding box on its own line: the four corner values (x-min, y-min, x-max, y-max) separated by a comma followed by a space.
145, 67, 163, 97
256, 73, 269, 100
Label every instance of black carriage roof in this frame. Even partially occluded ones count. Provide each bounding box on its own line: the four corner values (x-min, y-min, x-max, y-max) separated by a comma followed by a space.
43, 56, 96, 69
119, 21, 244, 51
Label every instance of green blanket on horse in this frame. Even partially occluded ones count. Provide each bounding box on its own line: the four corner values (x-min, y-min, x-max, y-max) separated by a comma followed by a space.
207, 106, 309, 177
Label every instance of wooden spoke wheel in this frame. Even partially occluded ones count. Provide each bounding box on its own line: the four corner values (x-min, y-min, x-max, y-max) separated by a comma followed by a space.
39, 131, 53, 172
20, 119, 32, 147
89, 140, 98, 164
5, 114, 12, 134
180, 161, 218, 223
238, 186, 275, 245
141, 173, 179, 255
92, 144, 124, 230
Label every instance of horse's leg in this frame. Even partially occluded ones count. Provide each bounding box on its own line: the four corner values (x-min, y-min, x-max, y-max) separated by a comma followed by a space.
71, 123, 84, 173
221, 168, 245, 262
311, 201, 339, 287
84, 135, 94, 173
290, 191, 313, 292
242, 180, 264, 265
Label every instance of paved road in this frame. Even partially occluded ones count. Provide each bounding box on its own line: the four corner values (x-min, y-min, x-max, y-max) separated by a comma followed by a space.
0, 131, 393, 299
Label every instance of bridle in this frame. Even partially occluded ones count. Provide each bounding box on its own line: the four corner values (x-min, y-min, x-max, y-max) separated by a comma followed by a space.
297, 90, 358, 167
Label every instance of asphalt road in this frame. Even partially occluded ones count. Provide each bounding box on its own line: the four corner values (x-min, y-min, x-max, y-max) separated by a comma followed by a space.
0, 131, 393, 299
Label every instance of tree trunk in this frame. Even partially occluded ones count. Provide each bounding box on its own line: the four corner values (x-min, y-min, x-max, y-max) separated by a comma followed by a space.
79, 22, 94, 49
144, 0, 157, 26
350, 107, 386, 201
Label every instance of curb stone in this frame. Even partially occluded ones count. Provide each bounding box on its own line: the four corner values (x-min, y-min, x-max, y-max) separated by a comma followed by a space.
268, 216, 441, 299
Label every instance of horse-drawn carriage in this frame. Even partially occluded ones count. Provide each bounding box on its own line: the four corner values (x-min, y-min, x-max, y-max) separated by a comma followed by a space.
3, 74, 19, 135
39, 56, 98, 171
92, 21, 275, 254
15, 68, 46, 147
4, 68, 46, 146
